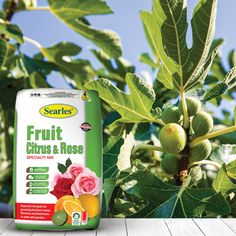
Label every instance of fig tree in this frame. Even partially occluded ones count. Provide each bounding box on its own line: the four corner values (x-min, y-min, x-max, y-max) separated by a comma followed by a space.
178, 97, 201, 117
159, 123, 187, 153
160, 154, 179, 175
192, 112, 213, 136
189, 139, 212, 162
161, 106, 181, 124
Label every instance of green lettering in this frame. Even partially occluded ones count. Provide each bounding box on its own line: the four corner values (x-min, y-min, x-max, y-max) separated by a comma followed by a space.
27, 126, 34, 140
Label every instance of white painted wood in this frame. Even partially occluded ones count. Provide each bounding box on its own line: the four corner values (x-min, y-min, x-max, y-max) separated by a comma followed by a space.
97, 219, 127, 236
126, 219, 170, 236
165, 219, 204, 236
1, 221, 32, 236
194, 219, 236, 236
32, 231, 65, 236
221, 219, 236, 233
0, 218, 14, 234
2, 218, 236, 235
65, 228, 96, 236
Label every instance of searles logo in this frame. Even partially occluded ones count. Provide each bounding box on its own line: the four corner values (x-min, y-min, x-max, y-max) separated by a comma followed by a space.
39, 104, 77, 118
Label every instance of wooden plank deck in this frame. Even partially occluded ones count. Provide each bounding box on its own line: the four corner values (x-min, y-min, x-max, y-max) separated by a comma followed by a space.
0, 218, 236, 235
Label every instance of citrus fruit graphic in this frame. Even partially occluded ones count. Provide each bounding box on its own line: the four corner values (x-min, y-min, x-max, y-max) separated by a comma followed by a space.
54, 196, 83, 224
78, 194, 99, 218
63, 200, 84, 217
52, 210, 68, 226
54, 195, 74, 212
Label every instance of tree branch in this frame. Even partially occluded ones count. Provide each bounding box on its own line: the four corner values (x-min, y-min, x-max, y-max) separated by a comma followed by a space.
23, 36, 42, 49
132, 144, 164, 155
26, 6, 50, 11
5, 0, 18, 21
180, 90, 189, 129
189, 125, 236, 147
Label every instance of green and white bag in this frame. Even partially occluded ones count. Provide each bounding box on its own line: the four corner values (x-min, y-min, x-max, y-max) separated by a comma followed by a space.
13, 89, 102, 230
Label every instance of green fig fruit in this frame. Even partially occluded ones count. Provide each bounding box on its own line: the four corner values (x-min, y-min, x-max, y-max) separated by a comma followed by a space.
192, 112, 213, 136
161, 106, 181, 124
189, 139, 212, 162
178, 97, 201, 117
159, 123, 187, 153
160, 154, 179, 175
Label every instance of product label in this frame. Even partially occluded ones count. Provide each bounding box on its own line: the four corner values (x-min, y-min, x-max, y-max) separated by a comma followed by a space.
15, 90, 100, 228
39, 104, 78, 119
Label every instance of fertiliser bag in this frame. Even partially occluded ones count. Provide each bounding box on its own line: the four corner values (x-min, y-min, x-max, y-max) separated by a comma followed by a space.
13, 89, 102, 230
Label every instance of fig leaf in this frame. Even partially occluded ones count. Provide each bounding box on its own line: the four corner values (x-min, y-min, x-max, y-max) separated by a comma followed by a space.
86, 73, 161, 125
120, 170, 230, 217
140, 0, 220, 92
49, 0, 121, 58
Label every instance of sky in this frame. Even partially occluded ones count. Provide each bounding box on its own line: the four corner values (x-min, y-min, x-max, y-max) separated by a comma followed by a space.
12, 0, 236, 71
10, 0, 236, 115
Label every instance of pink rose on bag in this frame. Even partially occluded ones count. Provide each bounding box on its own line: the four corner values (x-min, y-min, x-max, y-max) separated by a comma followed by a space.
71, 169, 100, 197
65, 163, 85, 180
